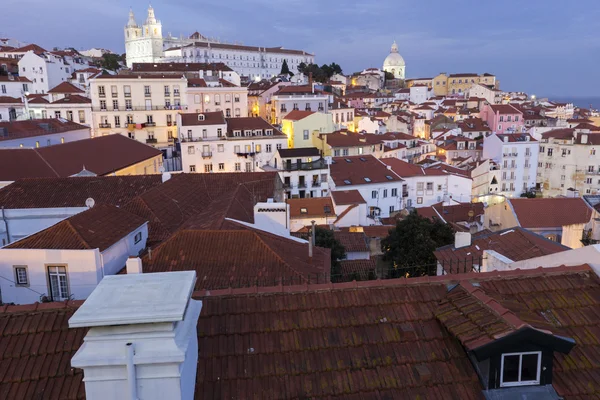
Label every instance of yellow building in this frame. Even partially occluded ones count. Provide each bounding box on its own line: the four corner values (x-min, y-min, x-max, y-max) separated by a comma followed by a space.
433, 73, 498, 96
281, 110, 335, 149
405, 78, 433, 88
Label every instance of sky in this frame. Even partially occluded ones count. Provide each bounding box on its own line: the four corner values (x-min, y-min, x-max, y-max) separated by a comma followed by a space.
2, 0, 600, 97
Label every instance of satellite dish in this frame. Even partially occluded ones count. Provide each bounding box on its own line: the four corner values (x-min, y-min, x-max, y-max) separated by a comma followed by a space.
85, 198, 95, 208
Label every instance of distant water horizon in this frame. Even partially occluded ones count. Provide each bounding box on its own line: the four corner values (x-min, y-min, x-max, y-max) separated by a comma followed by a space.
542, 97, 600, 110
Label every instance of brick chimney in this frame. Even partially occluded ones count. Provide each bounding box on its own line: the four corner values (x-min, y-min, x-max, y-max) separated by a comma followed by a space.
69, 271, 201, 400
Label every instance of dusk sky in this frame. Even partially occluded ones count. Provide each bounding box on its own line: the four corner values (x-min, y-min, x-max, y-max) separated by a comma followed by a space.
2, 0, 599, 97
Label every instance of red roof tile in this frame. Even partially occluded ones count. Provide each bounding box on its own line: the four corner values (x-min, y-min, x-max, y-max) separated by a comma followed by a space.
50, 95, 91, 105
339, 258, 377, 279
0, 96, 22, 104
0, 118, 88, 142
330, 155, 402, 186
331, 190, 366, 205
434, 227, 570, 273
509, 198, 593, 228
0, 301, 86, 400
334, 231, 369, 252
142, 225, 329, 290
47, 82, 84, 94
287, 197, 334, 219
489, 104, 522, 115
282, 110, 315, 121
417, 202, 484, 224
8, 44, 47, 54
0, 175, 162, 209
0, 136, 161, 181
179, 111, 225, 126
6, 204, 146, 251
132, 62, 233, 73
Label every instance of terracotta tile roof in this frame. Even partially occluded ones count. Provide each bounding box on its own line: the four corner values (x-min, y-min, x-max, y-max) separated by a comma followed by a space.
542, 128, 575, 140
489, 104, 522, 115
6, 204, 146, 251
0, 175, 162, 209
457, 118, 491, 132
142, 225, 329, 290
0, 301, 86, 399
449, 73, 478, 77
322, 131, 369, 147
334, 231, 369, 252
434, 227, 570, 273
330, 155, 402, 186
47, 81, 84, 94
194, 277, 483, 398
225, 117, 284, 137
122, 172, 278, 246
380, 157, 448, 178
275, 85, 323, 95
0, 118, 87, 142
417, 202, 484, 224
287, 197, 335, 219
0, 96, 22, 104
25, 96, 48, 104
8, 43, 47, 54
132, 62, 233, 72
282, 109, 315, 121
331, 189, 366, 205
339, 258, 376, 279
94, 73, 185, 80
495, 132, 536, 143
0, 76, 30, 82
186, 78, 237, 88
50, 94, 91, 104
179, 111, 225, 126
0, 135, 161, 181
509, 198, 593, 228
277, 147, 319, 158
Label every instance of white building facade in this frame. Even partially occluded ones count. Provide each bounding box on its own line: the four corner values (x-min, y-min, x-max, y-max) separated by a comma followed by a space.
179, 112, 288, 173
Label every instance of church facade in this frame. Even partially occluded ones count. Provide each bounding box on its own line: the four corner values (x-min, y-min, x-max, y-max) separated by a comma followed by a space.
382, 41, 406, 80
124, 6, 315, 80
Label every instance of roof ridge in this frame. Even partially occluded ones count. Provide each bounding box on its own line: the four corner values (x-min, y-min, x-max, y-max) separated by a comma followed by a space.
193, 264, 592, 297
251, 231, 311, 282
32, 148, 60, 177
64, 219, 93, 249
458, 281, 528, 332
0, 299, 84, 314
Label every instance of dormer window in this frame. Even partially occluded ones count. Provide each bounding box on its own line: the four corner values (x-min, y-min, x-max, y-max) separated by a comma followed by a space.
244, 129, 252, 136
254, 129, 262, 136
198, 114, 205, 121
500, 352, 541, 387
233, 130, 242, 137
265, 129, 273, 136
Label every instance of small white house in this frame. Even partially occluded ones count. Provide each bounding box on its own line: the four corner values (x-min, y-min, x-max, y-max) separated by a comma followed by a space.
0, 204, 148, 304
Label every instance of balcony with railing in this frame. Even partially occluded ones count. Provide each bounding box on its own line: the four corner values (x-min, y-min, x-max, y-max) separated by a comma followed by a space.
98, 123, 111, 128
146, 138, 157, 144
202, 151, 213, 158
92, 105, 188, 112
144, 92, 151, 97
145, 122, 156, 127
282, 159, 327, 171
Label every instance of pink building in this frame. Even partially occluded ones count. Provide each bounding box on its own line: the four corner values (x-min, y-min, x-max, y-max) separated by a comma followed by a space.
481, 103, 524, 134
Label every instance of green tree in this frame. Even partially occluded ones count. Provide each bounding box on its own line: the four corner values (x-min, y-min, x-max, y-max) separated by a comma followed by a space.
382, 211, 454, 277
280, 59, 293, 76
520, 190, 536, 198
298, 62, 307, 75
314, 227, 346, 280
329, 62, 342, 76
101, 53, 121, 71
384, 71, 395, 81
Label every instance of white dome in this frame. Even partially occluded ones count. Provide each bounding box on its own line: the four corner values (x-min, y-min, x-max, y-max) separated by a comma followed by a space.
384, 52, 405, 67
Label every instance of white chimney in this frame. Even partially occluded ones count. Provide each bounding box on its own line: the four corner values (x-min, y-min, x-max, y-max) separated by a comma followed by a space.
454, 232, 472, 249
162, 171, 172, 183
503, 136, 508, 143
69, 271, 201, 400
581, 134, 588, 144
126, 256, 143, 274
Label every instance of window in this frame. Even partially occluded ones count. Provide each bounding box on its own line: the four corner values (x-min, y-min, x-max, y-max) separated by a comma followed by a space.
48, 266, 69, 301
303, 130, 309, 140
245, 162, 251, 172
188, 146, 195, 154
417, 182, 424, 192
389, 206, 394, 214
111, 85, 117, 97
218, 144, 224, 153
256, 144, 262, 152
391, 188, 397, 197
417, 197, 423, 204
144, 85, 151, 96
98, 86, 105, 96
204, 164, 213, 172
134, 232, 142, 244
124, 85, 131, 97
383, 189, 388, 198
35, 141, 40, 148
99, 100, 106, 110
371, 191, 378, 199
14, 266, 28, 286
218, 163, 225, 171
276, 144, 282, 150
235, 162, 241, 171
189, 165, 196, 172
217, 128, 223, 137
266, 144, 272, 153
500, 352, 541, 387
426, 182, 434, 191
114, 115, 120, 127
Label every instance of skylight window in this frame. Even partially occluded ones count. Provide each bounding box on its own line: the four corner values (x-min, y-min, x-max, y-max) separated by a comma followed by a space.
343, 179, 351, 185
364, 177, 371, 182
300, 208, 308, 214
345, 158, 352, 163
385, 175, 393, 180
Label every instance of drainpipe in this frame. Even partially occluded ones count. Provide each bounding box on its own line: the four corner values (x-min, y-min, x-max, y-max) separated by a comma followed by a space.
1, 207, 10, 245
126, 343, 138, 400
